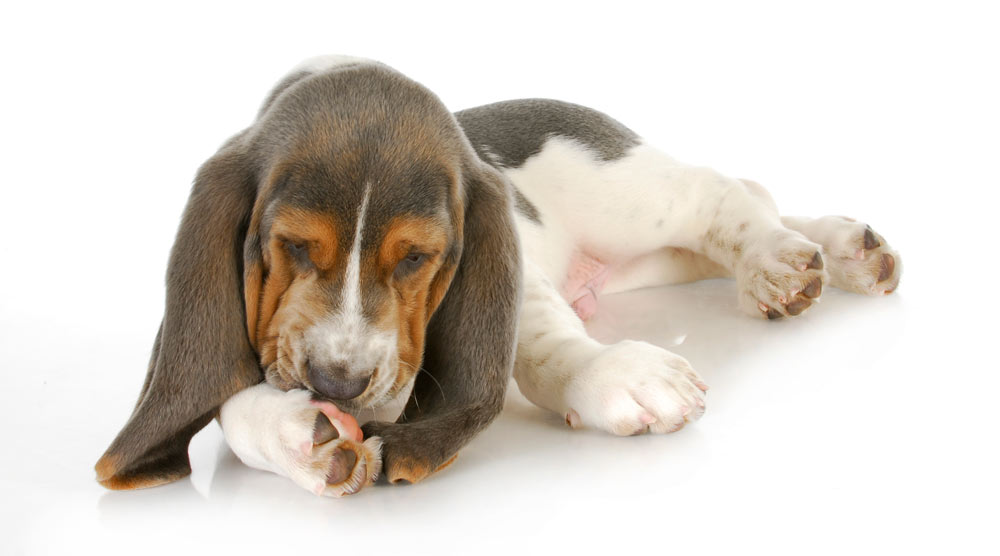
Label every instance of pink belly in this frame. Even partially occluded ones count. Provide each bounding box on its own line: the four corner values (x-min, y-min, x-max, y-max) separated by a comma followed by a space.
561, 251, 610, 321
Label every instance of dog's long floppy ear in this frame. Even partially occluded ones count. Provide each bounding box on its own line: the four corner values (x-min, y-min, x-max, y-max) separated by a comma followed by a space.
95, 141, 263, 490
362, 160, 521, 484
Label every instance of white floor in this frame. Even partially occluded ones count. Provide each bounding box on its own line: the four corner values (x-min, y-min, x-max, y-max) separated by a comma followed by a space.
3, 3, 999, 554
4, 255, 998, 554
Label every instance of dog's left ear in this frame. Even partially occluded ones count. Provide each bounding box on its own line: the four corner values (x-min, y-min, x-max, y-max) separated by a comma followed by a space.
362, 158, 521, 484
94, 143, 264, 490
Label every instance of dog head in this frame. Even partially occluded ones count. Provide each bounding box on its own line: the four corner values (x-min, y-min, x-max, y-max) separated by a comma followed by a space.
244, 63, 468, 413
95, 58, 520, 489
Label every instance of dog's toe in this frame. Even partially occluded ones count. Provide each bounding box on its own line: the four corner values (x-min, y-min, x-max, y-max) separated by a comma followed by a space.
564, 340, 707, 436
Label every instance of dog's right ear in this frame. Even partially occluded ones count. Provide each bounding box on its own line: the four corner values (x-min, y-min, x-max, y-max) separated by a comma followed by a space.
95, 139, 264, 490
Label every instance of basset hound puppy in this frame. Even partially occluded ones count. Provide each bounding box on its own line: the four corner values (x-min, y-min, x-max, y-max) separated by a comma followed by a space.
95, 56, 901, 496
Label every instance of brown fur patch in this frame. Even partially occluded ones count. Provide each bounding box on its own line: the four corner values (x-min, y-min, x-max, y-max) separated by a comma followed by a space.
434, 453, 459, 473
387, 457, 433, 484
378, 217, 449, 272
268, 208, 340, 271
94, 453, 121, 483
95, 446, 195, 490
261, 273, 329, 385
253, 208, 341, 370
244, 257, 263, 346
375, 216, 454, 396
98, 469, 189, 491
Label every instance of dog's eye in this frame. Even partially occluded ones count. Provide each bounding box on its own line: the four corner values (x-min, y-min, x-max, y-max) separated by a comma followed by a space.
394, 252, 426, 279
284, 240, 312, 267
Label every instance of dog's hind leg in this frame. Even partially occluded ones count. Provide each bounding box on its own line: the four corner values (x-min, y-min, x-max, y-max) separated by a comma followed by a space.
737, 178, 902, 295
508, 138, 830, 319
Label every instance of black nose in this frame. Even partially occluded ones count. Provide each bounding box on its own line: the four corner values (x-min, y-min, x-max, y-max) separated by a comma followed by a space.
307, 362, 373, 400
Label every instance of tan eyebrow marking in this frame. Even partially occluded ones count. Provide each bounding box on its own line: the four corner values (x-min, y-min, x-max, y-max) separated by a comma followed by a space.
379, 216, 450, 272
269, 207, 339, 270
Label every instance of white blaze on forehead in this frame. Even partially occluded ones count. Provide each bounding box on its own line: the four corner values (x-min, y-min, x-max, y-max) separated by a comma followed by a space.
342, 182, 372, 319
303, 181, 398, 402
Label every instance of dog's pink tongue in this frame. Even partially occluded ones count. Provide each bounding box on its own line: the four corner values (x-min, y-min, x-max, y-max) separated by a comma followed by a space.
310, 400, 364, 443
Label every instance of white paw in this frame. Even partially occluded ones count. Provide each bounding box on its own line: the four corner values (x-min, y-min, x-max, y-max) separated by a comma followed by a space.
563, 340, 708, 436
815, 217, 901, 295
270, 391, 382, 497
737, 231, 828, 319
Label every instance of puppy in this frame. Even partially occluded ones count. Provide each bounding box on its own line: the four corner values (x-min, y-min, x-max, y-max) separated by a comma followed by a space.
96, 56, 901, 496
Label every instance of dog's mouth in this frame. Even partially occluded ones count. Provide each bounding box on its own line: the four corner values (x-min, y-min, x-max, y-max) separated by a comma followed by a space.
264, 334, 406, 416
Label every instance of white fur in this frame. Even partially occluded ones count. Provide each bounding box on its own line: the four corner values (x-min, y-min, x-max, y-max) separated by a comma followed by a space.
508, 138, 793, 281
290, 54, 374, 75
344, 182, 371, 320
506, 136, 897, 434
220, 383, 382, 497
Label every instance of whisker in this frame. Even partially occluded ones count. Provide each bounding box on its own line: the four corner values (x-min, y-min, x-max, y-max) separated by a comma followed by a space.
422, 369, 447, 402
396, 363, 422, 414
400, 360, 446, 403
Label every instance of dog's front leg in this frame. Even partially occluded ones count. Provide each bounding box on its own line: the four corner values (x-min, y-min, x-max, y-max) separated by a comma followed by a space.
514, 261, 708, 435
219, 383, 382, 497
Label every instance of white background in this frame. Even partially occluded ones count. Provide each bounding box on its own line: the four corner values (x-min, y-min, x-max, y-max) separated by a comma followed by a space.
2, 1, 998, 554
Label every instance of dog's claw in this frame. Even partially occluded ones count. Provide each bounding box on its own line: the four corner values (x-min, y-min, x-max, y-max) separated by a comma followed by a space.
565, 409, 582, 429
806, 251, 824, 270
863, 226, 881, 250
802, 277, 822, 298
785, 298, 811, 316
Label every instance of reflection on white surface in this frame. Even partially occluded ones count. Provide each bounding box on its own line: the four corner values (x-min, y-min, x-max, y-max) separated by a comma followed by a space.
4, 268, 998, 555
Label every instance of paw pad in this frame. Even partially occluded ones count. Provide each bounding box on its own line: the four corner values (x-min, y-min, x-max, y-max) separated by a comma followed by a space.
325, 447, 358, 485
878, 254, 895, 283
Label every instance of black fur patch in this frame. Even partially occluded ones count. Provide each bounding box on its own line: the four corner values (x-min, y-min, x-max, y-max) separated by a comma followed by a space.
455, 98, 640, 168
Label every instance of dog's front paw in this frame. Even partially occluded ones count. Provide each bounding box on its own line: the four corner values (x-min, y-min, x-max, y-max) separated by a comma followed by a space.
737, 231, 827, 319
273, 394, 382, 497
564, 340, 708, 436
